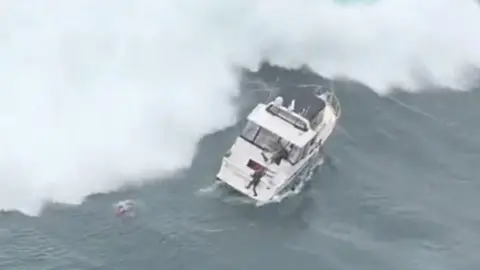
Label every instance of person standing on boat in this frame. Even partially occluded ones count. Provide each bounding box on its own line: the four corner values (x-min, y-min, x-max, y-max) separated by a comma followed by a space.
246, 166, 266, 197
270, 146, 289, 165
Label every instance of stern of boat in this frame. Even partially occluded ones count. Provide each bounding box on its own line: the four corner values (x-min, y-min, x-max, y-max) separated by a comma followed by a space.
215, 138, 288, 203
216, 157, 282, 203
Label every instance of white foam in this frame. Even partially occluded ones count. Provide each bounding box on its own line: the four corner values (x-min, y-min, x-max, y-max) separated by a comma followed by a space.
1, 0, 479, 215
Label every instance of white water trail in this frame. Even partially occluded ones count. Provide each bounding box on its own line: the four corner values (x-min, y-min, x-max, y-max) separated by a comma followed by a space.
1, 0, 479, 215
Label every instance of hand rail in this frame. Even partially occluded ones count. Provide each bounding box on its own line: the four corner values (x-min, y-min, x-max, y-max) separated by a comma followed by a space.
312, 85, 341, 119
325, 91, 341, 118
222, 158, 276, 187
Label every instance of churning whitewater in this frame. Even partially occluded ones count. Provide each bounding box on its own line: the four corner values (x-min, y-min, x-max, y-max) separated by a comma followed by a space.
1, 0, 479, 215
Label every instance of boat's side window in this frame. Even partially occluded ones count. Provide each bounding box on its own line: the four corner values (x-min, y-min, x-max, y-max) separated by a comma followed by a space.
288, 145, 302, 164
307, 138, 316, 154
298, 138, 315, 160
241, 122, 280, 151
266, 104, 308, 131
241, 121, 260, 141
254, 128, 279, 151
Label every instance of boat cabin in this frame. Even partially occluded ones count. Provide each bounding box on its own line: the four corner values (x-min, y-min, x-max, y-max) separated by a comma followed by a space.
216, 84, 341, 202
239, 95, 325, 167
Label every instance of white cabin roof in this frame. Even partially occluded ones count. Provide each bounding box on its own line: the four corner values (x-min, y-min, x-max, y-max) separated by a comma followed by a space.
247, 103, 316, 147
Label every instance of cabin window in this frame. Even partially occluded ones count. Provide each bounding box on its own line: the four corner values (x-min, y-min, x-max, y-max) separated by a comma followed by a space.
288, 145, 303, 164
241, 121, 260, 141
240, 121, 280, 151
240, 121, 305, 165
254, 127, 281, 152
266, 104, 308, 131
300, 139, 313, 159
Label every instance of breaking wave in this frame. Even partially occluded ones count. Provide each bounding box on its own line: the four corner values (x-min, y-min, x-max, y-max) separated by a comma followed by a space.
1, 0, 479, 215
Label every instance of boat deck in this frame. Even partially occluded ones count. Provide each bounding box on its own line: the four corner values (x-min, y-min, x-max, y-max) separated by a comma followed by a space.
216, 158, 281, 202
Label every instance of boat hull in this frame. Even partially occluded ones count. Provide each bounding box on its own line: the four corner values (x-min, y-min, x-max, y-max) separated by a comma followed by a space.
216, 146, 324, 204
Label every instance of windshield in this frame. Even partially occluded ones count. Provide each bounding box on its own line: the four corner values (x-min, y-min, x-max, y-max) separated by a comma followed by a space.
241, 121, 280, 151
265, 104, 308, 131
240, 121, 303, 164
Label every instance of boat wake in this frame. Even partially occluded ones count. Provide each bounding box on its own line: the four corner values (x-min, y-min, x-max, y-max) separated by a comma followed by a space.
255, 155, 325, 207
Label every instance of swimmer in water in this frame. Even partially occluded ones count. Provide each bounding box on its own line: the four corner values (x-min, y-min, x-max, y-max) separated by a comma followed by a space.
115, 200, 135, 217
115, 205, 127, 216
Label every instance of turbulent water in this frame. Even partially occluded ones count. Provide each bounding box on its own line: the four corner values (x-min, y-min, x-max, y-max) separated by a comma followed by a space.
1, 1, 480, 269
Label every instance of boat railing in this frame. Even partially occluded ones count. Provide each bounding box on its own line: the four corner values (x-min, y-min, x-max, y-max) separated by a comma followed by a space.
325, 91, 341, 118
222, 158, 276, 187
312, 85, 341, 118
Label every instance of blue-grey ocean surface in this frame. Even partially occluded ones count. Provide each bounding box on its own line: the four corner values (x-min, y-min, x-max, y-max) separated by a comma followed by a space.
1, 65, 479, 270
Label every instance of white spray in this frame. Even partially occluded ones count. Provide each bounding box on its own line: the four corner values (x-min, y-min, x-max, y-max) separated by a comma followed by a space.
1, 0, 479, 215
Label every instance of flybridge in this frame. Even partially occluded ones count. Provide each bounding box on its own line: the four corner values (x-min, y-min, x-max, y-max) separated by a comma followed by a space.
246, 97, 318, 148
265, 103, 309, 132
262, 88, 332, 133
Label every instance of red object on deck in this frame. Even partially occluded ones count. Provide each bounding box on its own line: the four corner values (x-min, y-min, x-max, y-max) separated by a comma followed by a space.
247, 159, 265, 171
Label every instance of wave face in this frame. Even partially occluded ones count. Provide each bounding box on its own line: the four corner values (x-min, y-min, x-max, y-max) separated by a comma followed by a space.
1, 0, 479, 215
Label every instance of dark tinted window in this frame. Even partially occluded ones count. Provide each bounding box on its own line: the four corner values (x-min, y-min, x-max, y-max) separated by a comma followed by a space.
266, 105, 308, 131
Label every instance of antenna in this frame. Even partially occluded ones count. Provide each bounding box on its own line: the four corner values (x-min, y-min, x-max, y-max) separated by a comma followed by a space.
265, 76, 281, 103
288, 99, 295, 111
